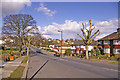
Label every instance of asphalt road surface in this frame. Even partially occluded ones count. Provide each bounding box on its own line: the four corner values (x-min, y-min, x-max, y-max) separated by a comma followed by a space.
26, 47, 118, 79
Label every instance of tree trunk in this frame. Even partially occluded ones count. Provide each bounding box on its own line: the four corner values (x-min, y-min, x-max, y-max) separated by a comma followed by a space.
86, 45, 89, 59
27, 47, 29, 56
19, 45, 22, 56
18, 36, 22, 56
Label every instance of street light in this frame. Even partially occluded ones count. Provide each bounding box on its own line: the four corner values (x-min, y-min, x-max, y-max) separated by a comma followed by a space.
58, 30, 63, 56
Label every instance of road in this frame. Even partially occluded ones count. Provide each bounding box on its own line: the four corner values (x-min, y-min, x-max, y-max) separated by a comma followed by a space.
26, 47, 118, 79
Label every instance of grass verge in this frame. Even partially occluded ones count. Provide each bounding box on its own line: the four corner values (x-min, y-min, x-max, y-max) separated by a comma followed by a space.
21, 56, 29, 63
8, 56, 29, 79
9, 66, 25, 78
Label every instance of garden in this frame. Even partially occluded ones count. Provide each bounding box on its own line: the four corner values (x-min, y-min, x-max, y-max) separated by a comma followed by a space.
64, 47, 119, 62
0, 47, 26, 62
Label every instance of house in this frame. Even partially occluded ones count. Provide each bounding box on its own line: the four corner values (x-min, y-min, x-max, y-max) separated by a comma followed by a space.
2, 36, 14, 47
49, 41, 59, 50
0, 39, 3, 45
55, 42, 71, 54
98, 28, 120, 58
49, 39, 98, 56
71, 40, 98, 55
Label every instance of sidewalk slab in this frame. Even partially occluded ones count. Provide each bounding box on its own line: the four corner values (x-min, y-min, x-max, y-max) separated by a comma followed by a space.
1, 56, 25, 78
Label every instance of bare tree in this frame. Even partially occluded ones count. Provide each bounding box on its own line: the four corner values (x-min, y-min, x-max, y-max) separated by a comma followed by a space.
2, 14, 37, 56
23, 35, 33, 56
29, 33, 43, 47
77, 20, 100, 59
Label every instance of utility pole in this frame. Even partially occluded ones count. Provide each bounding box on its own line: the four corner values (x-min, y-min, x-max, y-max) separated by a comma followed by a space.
58, 30, 63, 56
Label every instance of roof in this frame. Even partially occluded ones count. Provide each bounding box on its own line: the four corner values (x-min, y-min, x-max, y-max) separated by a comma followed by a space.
55, 43, 70, 47
98, 32, 119, 41
71, 40, 98, 46
7, 36, 14, 39
50, 41, 58, 45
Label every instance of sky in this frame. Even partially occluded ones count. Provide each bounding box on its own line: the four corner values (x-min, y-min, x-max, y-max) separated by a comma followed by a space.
1, 0, 119, 40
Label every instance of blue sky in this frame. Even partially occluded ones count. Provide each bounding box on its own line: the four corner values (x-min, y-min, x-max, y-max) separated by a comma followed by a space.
19, 2, 118, 26
1, 1, 119, 40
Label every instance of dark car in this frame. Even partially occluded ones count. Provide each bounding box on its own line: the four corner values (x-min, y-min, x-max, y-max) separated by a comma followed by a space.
83, 51, 86, 56
54, 53, 60, 57
6, 48, 10, 50
36, 48, 41, 53
46, 49, 50, 51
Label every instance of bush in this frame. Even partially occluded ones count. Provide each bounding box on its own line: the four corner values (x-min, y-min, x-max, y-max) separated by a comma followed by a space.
12, 52, 20, 56
96, 48, 101, 56
2, 49, 19, 56
14, 55, 19, 59
65, 49, 72, 56
91, 49, 94, 56
12, 48, 19, 51
109, 56, 117, 61
44, 49, 47, 50
2, 50, 12, 54
97, 55, 108, 59
1, 54, 10, 60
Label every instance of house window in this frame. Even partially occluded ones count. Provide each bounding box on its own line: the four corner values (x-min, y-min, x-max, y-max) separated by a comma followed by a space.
113, 49, 120, 54
99, 41, 102, 44
113, 40, 120, 45
104, 48, 110, 53
104, 40, 110, 44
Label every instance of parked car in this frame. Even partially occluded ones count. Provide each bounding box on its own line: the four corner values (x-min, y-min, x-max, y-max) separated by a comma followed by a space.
46, 49, 50, 51
36, 48, 41, 53
54, 53, 60, 57
83, 51, 86, 56
6, 48, 10, 50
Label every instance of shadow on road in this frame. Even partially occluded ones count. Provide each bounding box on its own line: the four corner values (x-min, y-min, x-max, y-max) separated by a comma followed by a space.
29, 60, 49, 80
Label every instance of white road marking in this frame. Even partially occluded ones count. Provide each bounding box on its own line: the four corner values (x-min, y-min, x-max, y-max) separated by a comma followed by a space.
59, 59, 65, 61
103, 68, 118, 72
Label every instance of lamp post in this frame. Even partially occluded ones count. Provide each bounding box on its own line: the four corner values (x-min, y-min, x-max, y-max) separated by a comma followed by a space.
58, 30, 63, 56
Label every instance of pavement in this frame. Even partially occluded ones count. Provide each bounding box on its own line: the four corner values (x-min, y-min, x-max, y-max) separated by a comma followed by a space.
0, 56, 25, 79
26, 47, 119, 79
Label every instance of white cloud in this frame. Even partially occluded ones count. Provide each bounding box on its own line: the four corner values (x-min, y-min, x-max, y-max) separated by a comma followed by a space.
38, 19, 118, 40
95, 34, 108, 40
1, 0, 31, 16
39, 20, 84, 39
25, 26, 40, 36
42, 35, 52, 39
31, 26, 51, 39
37, 26, 42, 33
94, 19, 118, 34
37, 3, 56, 16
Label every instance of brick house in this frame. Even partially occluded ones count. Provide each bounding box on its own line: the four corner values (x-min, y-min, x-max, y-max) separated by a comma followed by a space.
98, 28, 120, 58
55, 43, 71, 54
70, 40, 98, 55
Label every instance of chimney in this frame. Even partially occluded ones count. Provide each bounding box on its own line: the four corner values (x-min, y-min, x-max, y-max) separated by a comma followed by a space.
117, 28, 120, 40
